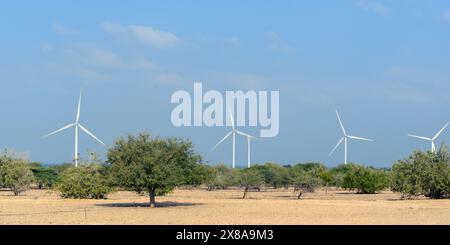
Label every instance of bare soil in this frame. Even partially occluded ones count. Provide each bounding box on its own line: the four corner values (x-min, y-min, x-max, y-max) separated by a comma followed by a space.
1, 187, 449, 224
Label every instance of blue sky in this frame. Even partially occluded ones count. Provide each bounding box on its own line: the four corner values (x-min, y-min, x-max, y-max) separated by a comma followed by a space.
1, 0, 450, 167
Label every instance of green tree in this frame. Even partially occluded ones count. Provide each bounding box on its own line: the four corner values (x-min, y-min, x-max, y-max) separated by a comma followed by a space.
0, 156, 34, 196
55, 164, 113, 199
205, 164, 240, 190
252, 163, 291, 189
30, 163, 59, 189
107, 133, 203, 207
342, 164, 390, 194
391, 145, 450, 199
290, 170, 321, 199
238, 168, 264, 199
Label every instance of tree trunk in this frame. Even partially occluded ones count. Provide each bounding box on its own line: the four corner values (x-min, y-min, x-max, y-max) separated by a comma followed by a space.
149, 188, 156, 208
243, 187, 249, 199
297, 191, 303, 200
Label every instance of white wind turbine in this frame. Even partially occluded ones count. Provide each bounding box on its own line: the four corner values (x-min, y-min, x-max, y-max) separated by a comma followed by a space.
43, 90, 106, 167
408, 122, 449, 153
211, 111, 257, 168
329, 110, 374, 164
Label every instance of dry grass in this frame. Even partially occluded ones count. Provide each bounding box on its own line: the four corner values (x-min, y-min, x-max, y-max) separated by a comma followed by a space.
1, 187, 450, 224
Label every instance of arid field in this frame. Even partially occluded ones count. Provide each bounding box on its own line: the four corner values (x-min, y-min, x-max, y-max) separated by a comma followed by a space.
1, 187, 450, 225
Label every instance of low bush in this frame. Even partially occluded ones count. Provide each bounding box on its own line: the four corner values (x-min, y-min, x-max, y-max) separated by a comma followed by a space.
0, 156, 34, 195
391, 145, 450, 199
206, 164, 240, 190
56, 164, 113, 199
342, 164, 390, 194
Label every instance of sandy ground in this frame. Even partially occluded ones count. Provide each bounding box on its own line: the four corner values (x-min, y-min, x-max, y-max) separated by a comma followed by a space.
1, 187, 450, 225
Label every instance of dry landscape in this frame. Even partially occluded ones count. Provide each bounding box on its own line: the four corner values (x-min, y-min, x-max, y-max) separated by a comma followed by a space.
1, 188, 450, 225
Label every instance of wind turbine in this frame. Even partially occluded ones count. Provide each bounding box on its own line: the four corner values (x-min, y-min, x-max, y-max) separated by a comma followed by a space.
329, 110, 374, 164
408, 122, 449, 153
43, 90, 106, 167
211, 111, 257, 168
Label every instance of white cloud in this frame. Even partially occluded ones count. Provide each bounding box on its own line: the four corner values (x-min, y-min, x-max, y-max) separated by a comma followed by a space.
374, 84, 430, 103
101, 21, 181, 49
63, 43, 157, 71
354, 0, 391, 16
204, 71, 274, 89
267, 32, 295, 53
52, 23, 79, 35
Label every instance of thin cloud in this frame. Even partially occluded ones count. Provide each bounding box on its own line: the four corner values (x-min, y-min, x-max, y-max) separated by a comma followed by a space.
101, 21, 181, 49
224, 37, 241, 47
354, 0, 391, 16
63, 43, 157, 71
40, 41, 53, 52
52, 23, 79, 35
443, 10, 450, 21
267, 32, 295, 53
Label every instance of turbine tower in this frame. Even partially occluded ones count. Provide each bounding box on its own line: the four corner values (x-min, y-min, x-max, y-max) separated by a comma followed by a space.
329, 110, 374, 164
211, 111, 256, 168
43, 90, 106, 167
241, 131, 258, 168
408, 122, 449, 153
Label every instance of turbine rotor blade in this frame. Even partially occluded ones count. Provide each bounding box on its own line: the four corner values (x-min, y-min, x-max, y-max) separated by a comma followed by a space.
78, 124, 106, 146
76, 90, 82, 122
335, 110, 347, 136
42, 123, 76, 138
347, 135, 374, 141
211, 131, 233, 152
228, 109, 235, 129
329, 137, 345, 156
433, 122, 450, 140
408, 134, 432, 141
235, 130, 258, 140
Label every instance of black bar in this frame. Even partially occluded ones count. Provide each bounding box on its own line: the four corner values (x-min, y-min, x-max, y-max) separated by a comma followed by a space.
1, 226, 450, 243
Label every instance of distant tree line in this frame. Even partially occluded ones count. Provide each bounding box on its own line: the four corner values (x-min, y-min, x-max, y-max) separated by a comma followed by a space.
1, 134, 449, 207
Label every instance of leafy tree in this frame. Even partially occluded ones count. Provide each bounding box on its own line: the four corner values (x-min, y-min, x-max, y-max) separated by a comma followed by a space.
290, 169, 321, 199
391, 145, 450, 199
107, 133, 202, 207
252, 163, 291, 189
183, 164, 214, 189
205, 164, 239, 190
238, 168, 264, 199
0, 156, 34, 196
56, 164, 113, 199
30, 163, 59, 189
342, 164, 390, 194
319, 170, 333, 194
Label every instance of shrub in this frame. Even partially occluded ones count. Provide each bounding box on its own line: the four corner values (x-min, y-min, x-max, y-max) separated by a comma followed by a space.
205, 164, 239, 190
56, 164, 113, 199
0, 156, 34, 195
252, 163, 291, 189
391, 145, 450, 199
342, 164, 390, 194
